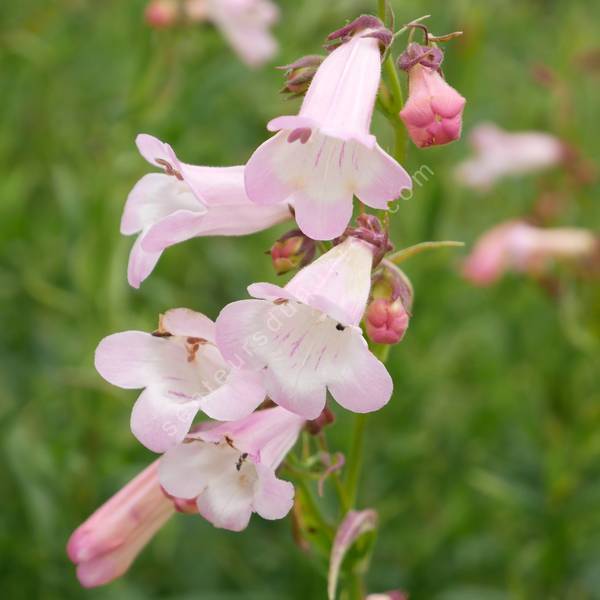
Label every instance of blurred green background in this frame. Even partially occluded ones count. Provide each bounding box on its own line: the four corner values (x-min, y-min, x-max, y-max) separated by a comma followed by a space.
1, 0, 599, 598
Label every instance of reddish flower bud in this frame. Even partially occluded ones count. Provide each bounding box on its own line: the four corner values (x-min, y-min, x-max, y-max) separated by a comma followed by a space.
278, 55, 325, 97
365, 261, 413, 345
270, 229, 316, 275
145, 0, 179, 28
399, 43, 465, 148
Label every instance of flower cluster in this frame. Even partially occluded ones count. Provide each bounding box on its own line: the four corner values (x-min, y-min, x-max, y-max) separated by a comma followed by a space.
68, 10, 467, 593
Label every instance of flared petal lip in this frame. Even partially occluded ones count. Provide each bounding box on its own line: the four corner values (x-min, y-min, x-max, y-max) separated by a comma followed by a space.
267, 115, 376, 149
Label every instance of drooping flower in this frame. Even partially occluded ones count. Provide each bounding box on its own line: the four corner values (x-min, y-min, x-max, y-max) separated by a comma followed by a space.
67, 461, 186, 588
215, 237, 393, 419
245, 16, 412, 240
95, 308, 268, 452
184, 0, 279, 67
159, 406, 304, 531
123, 134, 291, 288
398, 43, 466, 148
454, 123, 565, 190
463, 221, 598, 285
365, 261, 413, 345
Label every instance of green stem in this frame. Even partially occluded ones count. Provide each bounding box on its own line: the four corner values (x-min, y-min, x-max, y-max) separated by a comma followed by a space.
344, 414, 368, 508
317, 434, 351, 512
377, 0, 386, 20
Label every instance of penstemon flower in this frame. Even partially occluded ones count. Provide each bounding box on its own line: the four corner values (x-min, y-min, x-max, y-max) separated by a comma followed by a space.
244, 16, 412, 240
94, 308, 268, 452
67, 461, 183, 588
215, 237, 393, 419
123, 134, 291, 288
398, 43, 466, 148
159, 406, 304, 531
454, 123, 565, 190
463, 220, 598, 285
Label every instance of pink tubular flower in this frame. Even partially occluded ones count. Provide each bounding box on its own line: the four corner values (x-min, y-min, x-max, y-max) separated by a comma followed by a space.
215, 237, 393, 419
244, 17, 412, 241
455, 123, 565, 190
123, 134, 291, 288
94, 308, 268, 452
67, 461, 178, 588
159, 406, 304, 531
184, 0, 279, 67
399, 60, 466, 148
463, 221, 598, 285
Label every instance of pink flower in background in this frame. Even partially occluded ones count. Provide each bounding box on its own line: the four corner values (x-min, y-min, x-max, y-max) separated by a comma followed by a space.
455, 123, 565, 190
159, 406, 304, 531
463, 221, 598, 285
216, 237, 393, 419
95, 308, 268, 452
185, 0, 279, 67
67, 461, 179, 588
399, 44, 465, 148
145, 0, 179, 28
123, 134, 291, 288
245, 17, 412, 240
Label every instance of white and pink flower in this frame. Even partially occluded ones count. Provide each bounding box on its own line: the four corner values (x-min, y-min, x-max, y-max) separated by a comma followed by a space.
244, 18, 412, 240
454, 123, 565, 190
215, 237, 393, 419
123, 134, 291, 288
95, 308, 268, 452
463, 220, 598, 285
159, 406, 304, 531
67, 461, 180, 588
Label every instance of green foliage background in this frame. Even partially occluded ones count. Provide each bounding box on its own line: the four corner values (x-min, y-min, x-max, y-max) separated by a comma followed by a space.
1, 0, 599, 598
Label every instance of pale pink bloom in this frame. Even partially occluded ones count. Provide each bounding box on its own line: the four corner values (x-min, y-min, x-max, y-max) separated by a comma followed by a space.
455, 123, 564, 190
159, 406, 304, 531
95, 308, 267, 452
463, 221, 598, 285
367, 593, 408, 600
215, 238, 393, 419
245, 26, 412, 240
184, 0, 279, 67
123, 134, 291, 288
400, 63, 465, 148
67, 461, 177, 588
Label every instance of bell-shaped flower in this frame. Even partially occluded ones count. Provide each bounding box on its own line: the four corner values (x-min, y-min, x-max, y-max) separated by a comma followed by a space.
244, 17, 412, 241
215, 237, 393, 419
67, 461, 181, 588
123, 134, 291, 288
454, 123, 565, 190
463, 221, 598, 285
399, 60, 465, 148
159, 406, 304, 531
184, 0, 279, 67
95, 308, 268, 452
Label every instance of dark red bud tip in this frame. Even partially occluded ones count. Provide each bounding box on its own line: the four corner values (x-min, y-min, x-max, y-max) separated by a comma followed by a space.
398, 42, 444, 71
305, 407, 335, 435
277, 54, 325, 72
327, 15, 384, 41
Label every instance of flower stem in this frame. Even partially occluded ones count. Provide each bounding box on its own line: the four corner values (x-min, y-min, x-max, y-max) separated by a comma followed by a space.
344, 413, 368, 508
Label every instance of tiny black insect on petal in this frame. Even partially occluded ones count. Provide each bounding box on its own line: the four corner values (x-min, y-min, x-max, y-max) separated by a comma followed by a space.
336, 323, 345, 331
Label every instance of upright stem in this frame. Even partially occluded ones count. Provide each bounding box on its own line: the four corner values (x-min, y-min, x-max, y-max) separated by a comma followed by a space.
345, 413, 368, 508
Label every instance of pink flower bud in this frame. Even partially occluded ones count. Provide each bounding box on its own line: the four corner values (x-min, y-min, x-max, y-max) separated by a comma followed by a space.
365, 261, 413, 345
399, 45, 465, 148
278, 55, 325, 97
145, 0, 179, 28
365, 298, 409, 344
270, 229, 316, 275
